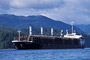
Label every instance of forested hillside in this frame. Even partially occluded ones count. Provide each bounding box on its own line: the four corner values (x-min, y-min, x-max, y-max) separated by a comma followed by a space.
0, 25, 17, 48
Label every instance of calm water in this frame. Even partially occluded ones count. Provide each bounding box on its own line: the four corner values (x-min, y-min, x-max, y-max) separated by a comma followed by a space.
0, 48, 90, 60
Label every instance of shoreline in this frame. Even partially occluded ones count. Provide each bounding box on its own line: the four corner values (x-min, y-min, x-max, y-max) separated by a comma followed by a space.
0, 47, 90, 50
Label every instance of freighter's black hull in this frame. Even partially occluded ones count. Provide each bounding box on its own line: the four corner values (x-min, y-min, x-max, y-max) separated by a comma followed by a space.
13, 42, 41, 49
13, 41, 85, 49
12, 35, 85, 49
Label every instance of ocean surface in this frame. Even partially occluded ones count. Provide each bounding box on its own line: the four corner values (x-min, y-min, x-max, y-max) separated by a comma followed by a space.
0, 48, 90, 60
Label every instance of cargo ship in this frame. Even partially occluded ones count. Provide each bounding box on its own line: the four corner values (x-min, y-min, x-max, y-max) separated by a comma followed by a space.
12, 21, 85, 49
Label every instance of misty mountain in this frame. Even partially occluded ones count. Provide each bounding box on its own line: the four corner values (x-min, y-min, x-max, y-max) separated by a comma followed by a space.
76, 24, 90, 34
0, 14, 82, 33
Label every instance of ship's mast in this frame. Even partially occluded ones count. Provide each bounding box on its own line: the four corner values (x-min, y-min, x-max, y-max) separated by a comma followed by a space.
17, 30, 21, 41
70, 21, 75, 33
29, 26, 32, 35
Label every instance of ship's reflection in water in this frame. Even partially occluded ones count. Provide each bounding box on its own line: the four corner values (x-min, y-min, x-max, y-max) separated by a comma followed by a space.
0, 48, 90, 60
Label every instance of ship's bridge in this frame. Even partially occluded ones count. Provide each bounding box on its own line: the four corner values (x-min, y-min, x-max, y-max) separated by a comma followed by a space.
64, 21, 83, 39
64, 33, 82, 39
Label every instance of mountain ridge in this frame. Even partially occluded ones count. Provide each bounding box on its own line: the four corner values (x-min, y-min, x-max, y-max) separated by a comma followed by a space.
76, 24, 90, 33
0, 14, 83, 33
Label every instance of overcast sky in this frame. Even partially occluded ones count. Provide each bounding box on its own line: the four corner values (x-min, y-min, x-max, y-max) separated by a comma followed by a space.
0, 0, 90, 24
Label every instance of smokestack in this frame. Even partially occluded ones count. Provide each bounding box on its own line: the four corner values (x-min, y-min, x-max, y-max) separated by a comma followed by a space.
41, 27, 43, 35
29, 26, 32, 35
51, 28, 53, 36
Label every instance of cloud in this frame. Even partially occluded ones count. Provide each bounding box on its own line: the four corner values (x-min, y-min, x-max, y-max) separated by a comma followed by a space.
10, 0, 64, 9
0, 0, 90, 24
38, 0, 90, 24
0, 8, 9, 14
0, 0, 10, 9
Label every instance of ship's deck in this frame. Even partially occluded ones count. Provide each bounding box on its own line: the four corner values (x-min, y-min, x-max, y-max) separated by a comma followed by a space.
14, 35, 81, 41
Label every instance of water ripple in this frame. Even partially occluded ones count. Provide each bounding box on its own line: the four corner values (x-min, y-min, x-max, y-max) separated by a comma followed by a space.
0, 48, 90, 60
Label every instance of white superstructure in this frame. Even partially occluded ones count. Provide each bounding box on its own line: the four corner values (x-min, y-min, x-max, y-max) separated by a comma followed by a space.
64, 33, 82, 39
64, 21, 82, 39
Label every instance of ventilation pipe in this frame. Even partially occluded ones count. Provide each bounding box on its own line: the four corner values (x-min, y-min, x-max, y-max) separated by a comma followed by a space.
61, 30, 63, 36
41, 27, 43, 35
51, 28, 53, 36
29, 26, 32, 35
66, 30, 68, 34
